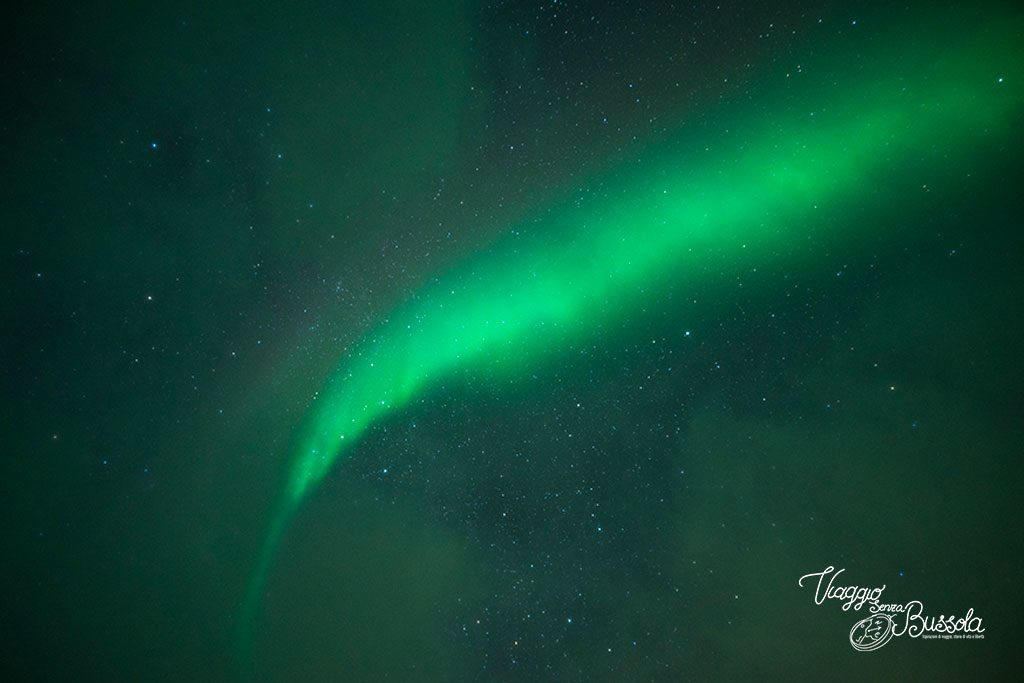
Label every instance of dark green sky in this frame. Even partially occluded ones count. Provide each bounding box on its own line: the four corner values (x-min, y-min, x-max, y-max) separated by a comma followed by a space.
3, 1, 1022, 681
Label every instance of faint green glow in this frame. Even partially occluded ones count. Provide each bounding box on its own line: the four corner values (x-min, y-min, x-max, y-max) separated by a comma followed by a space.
239, 13, 1021, 657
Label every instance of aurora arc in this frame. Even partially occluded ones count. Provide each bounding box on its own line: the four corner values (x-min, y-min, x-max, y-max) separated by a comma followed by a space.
238, 14, 1021, 655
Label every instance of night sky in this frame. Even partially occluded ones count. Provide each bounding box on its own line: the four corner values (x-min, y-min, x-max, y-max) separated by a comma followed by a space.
3, 1, 1022, 681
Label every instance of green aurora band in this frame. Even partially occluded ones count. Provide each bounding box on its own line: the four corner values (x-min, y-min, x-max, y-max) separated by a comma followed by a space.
238, 12, 1022, 656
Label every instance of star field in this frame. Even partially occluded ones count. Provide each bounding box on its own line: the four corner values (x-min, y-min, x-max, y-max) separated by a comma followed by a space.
2, 1, 1022, 681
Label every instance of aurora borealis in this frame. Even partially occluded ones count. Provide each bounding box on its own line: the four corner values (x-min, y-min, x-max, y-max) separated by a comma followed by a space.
243, 4, 1021, 659
4, 1, 1023, 681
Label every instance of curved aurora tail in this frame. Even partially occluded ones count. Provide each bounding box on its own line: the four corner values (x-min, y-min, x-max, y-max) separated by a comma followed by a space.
237, 11, 1021, 660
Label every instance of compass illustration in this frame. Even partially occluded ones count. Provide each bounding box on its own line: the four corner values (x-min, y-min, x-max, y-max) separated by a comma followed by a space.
850, 613, 896, 652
